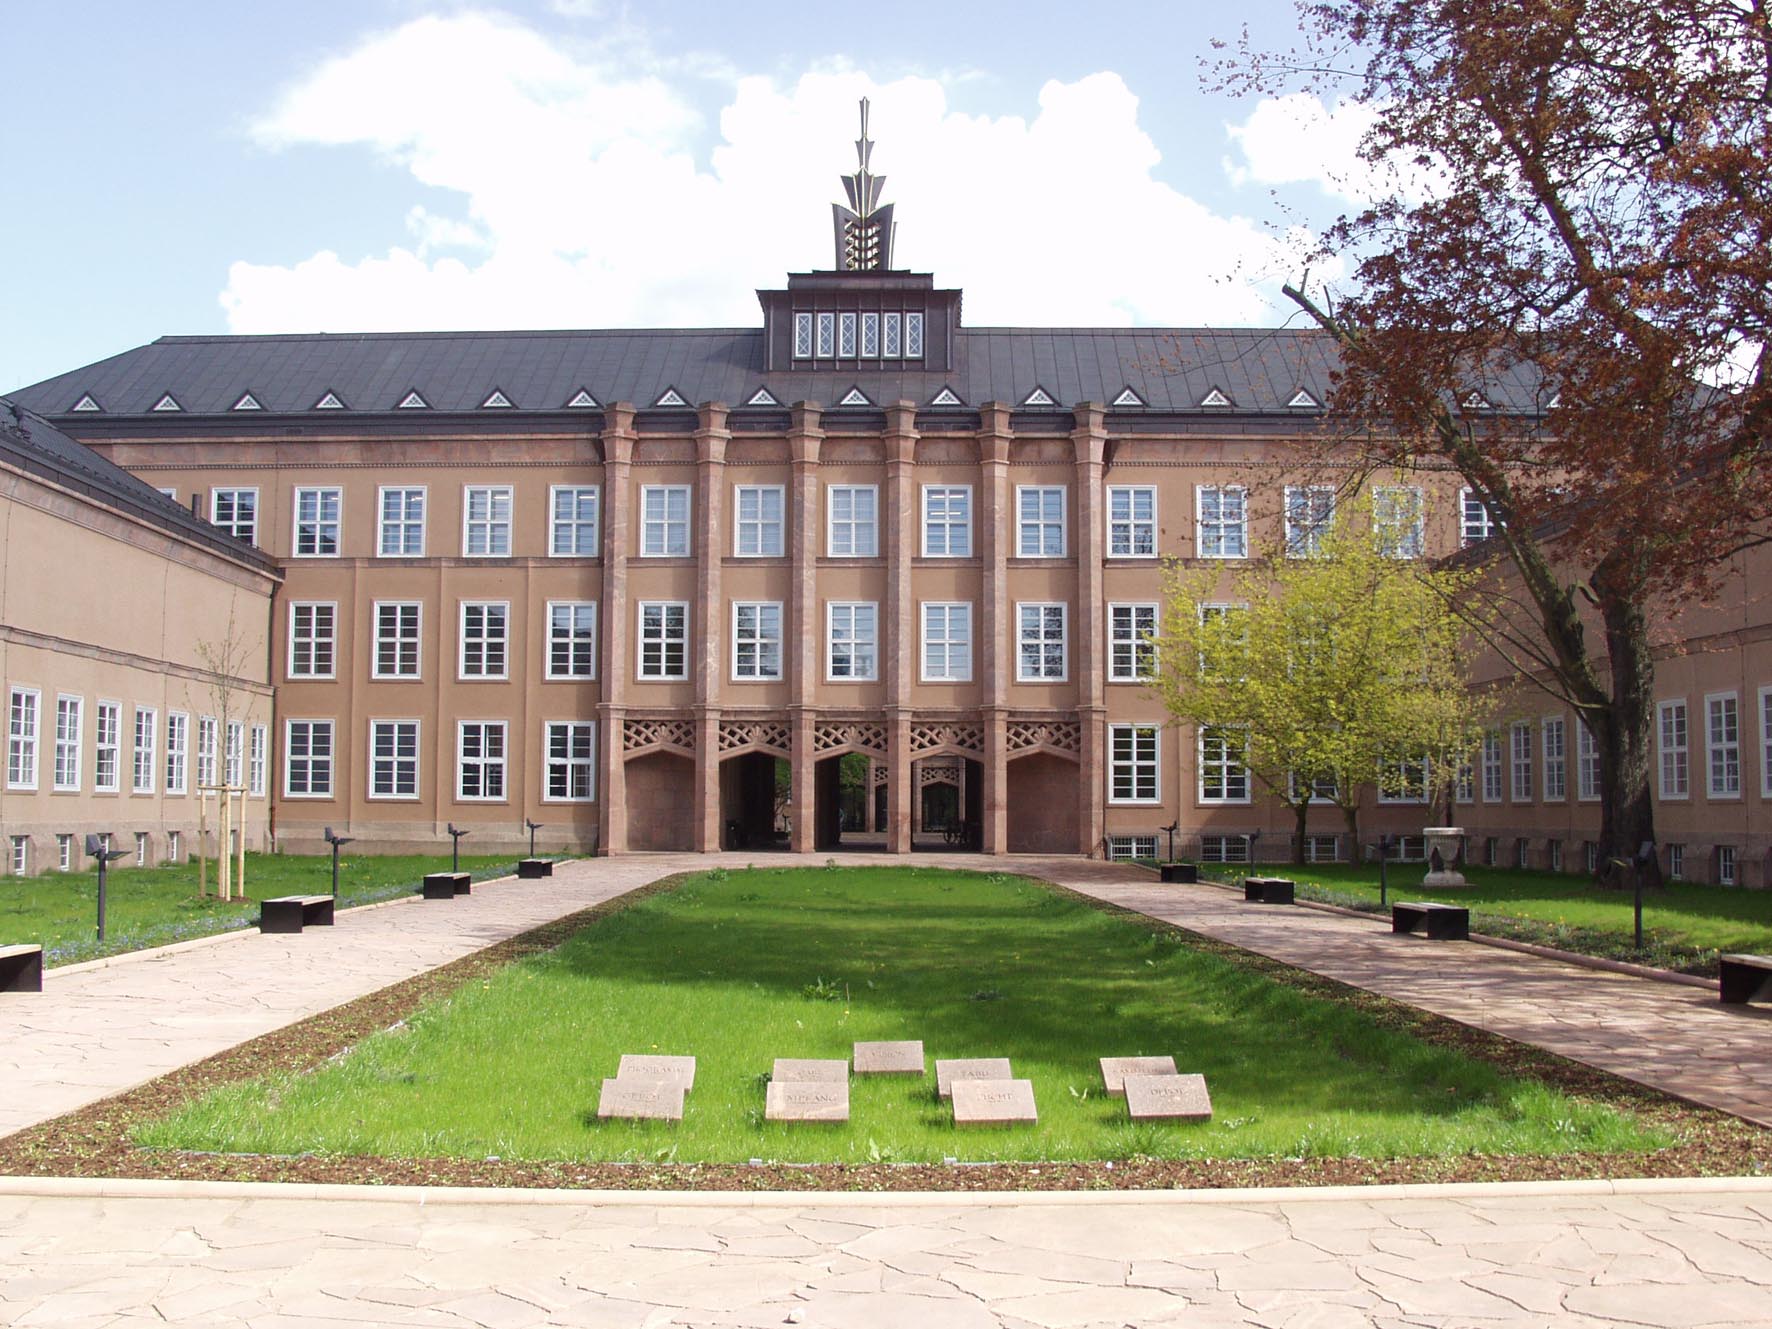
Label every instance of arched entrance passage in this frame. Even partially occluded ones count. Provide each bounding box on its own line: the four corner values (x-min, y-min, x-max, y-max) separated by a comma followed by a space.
812, 752, 875, 850
911, 754, 983, 851
719, 751, 788, 850
1006, 750, 1080, 853
624, 749, 695, 851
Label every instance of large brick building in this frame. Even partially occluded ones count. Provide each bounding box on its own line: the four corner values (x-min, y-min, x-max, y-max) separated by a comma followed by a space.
5, 113, 1767, 879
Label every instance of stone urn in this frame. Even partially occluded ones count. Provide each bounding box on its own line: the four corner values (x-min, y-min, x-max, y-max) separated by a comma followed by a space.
1421, 826, 1468, 887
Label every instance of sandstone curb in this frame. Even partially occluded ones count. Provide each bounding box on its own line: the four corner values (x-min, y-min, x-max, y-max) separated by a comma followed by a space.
2, 1173, 1768, 1208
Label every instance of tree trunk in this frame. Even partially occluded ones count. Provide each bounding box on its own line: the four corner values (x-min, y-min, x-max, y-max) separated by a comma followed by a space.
1340, 801, 1360, 864
1292, 796, 1311, 865
1595, 578, 1663, 887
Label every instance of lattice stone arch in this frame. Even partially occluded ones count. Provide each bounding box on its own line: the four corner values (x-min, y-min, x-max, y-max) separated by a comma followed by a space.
718, 718, 792, 758
1005, 718, 1083, 763
813, 719, 888, 759
623, 716, 696, 758
908, 720, 984, 761
917, 757, 963, 788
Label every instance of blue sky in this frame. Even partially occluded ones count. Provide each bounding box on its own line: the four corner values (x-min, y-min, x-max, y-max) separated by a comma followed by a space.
2, 1, 1373, 393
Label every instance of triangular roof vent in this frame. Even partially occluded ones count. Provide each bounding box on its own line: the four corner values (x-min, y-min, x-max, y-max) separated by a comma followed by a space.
1199, 387, 1233, 408
564, 388, 599, 409
744, 386, 782, 407
1287, 388, 1319, 409
1462, 390, 1490, 410
928, 386, 964, 407
653, 387, 689, 408
396, 390, 429, 410
480, 389, 514, 409
231, 392, 263, 412
1021, 386, 1058, 407
70, 393, 102, 413
837, 386, 874, 407
1111, 387, 1146, 408
1544, 391, 1561, 410
313, 391, 347, 410
151, 393, 183, 413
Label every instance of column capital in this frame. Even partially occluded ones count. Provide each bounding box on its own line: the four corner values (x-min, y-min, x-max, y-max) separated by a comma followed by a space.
601, 403, 637, 463
695, 403, 731, 460
1071, 402, 1107, 465
978, 401, 1013, 464
789, 402, 825, 464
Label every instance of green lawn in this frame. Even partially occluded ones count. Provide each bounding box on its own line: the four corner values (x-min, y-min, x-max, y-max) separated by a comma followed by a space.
1218, 863, 1772, 974
1, 853, 528, 967
138, 865, 1662, 1165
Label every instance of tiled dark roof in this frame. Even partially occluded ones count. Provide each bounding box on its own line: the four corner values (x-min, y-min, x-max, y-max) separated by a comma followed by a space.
0, 397, 279, 572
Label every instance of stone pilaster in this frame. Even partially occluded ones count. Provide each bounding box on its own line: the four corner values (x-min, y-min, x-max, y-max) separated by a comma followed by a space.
1072, 402, 1108, 856
884, 401, 918, 854
787, 402, 824, 853
978, 403, 1013, 855
596, 405, 636, 856
692, 403, 730, 851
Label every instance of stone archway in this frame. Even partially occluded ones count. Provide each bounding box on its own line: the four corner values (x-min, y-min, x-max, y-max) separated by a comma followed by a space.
624, 750, 695, 851
1006, 751, 1080, 853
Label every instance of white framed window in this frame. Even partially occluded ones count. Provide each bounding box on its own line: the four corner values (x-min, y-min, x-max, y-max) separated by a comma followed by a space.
1200, 834, 1252, 864
132, 706, 157, 794
134, 831, 148, 866
284, 719, 334, 798
827, 484, 879, 557
369, 720, 419, 799
1549, 839, 1564, 872
1106, 836, 1158, 863
640, 485, 691, 557
1706, 692, 1741, 798
1199, 726, 1250, 804
1378, 750, 1429, 804
1284, 485, 1334, 557
1373, 485, 1425, 559
373, 602, 422, 679
1197, 602, 1247, 682
1016, 603, 1068, 682
93, 701, 120, 794
827, 602, 878, 681
165, 712, 188, 795
1196, 485, 1247, 559
922, 486, 972, 557
10, 836, 26, 875
1543, 715, 1567, 800
1460, 488, 1497, 545
546, 601, 597, 679
884, 311, 902, 357
377, 485, 426, 557
1108, 486, 1157, 558
457, 721, 507, 801
54, 694, 82, 791
1658, 699, 1689, 799
1578, 721, 1601, 801
1016, 486, 1066, 557
794, 312, 814, 358
249, 724, 267, 797
1718, 844, 1738, 885
210, 487, 258, 545
6, 687, 39, 791
288, 602, 337, 679
58, 834, 72, 871
921, 602, 973, 682
1761, 685, 1772, 799
1108, 604, 1157, 682
1481, 731, 1503, 803
459, 601, 510, 679
817, 312, 835, 357
734, 485, 785, 557
549, 485, 600, 557
1108, 723, 1160, 804
906, 312, 924, 357
732, 601, 784, 681
545, 721, 596, 802
1585, 840, 1599, 874
1291, 769, 1339, 802
636, 601, 689, 680
168, 829, 182, 863
225, 721, 244, 789
1510, 721, 1534, 802
1304, 834, 1341, 864
861, 311, 880, 357
1455, 755, 1475, 804
839, 311, 857, 356
292, 486, 342, 557
1668, 842, 1685, 881
196, 716, 217, 789
463, 484, 514, 557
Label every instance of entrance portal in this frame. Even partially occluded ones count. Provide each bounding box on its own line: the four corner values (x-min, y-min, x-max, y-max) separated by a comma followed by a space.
719, 752, 786, 850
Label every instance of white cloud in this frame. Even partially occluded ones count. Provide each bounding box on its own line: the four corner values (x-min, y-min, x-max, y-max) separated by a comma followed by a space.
222, 13, 1326, 335
1226, 92, 1441, 206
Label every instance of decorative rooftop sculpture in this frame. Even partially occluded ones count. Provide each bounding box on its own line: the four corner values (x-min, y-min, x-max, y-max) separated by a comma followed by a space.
832, 98, 895, 271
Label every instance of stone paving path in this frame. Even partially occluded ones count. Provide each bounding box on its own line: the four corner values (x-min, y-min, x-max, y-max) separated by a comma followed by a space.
2, 1177, 1770, 1327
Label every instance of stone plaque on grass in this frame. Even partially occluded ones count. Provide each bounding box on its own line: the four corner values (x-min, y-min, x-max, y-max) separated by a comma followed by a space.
765, 1079, 850, 1123
772, 1058, 848, 1083
1099, 1055, 1178, 1096
935, 1057, 1014, 1099
853, 1040, 924, 1075
597, 1077, 686, 1122
950, 1078, 1037, 1126
617, 1054, 695, 1091
1123, 1073, 1212, 1122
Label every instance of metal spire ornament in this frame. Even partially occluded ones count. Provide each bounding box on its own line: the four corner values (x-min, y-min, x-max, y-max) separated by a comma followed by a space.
832, 98, 895, 271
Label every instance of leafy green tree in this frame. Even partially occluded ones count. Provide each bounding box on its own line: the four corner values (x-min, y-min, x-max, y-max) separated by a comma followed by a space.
1152, 496, 1491, 861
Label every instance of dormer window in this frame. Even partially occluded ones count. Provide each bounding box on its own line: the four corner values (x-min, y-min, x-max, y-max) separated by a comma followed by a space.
792, 308, 925, 362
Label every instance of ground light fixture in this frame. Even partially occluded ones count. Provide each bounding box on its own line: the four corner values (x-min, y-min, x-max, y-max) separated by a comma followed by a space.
323, 826, 355, 898
447, 822, 469, 872
526, 819, 543, 858
83, 834, 129, 942
1162, 820, 1179, 864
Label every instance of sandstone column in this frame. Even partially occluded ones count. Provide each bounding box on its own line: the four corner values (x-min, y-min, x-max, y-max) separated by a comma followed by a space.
787, 402, 824, 853
596, 404, 635, 855
1072, 402, 1108, 856
692, 403, 730, 851
884, 401, 918, 854
978, 402, 1012, 855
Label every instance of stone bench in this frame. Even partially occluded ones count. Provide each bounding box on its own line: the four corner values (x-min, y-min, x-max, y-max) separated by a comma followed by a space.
516, 858, 553, 879
422, 872, 470, 899
1392, 900, 1469, 941
0, 943, 44, 993
1719, 954, 1772, 1005
259, 895, 335, 934
1243, 876, 1295, 905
